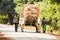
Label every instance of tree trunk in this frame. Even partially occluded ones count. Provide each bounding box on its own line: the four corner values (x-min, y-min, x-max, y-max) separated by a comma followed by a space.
8, 13, 13, 25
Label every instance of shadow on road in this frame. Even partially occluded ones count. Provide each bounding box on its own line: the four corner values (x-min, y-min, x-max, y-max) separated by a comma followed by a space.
0, 32, 13, 40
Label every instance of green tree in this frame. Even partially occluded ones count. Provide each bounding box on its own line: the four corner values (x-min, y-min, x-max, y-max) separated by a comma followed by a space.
0, 0, 16, 24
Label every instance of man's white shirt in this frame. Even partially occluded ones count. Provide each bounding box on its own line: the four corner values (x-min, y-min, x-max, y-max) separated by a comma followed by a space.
19, 17, 25, 25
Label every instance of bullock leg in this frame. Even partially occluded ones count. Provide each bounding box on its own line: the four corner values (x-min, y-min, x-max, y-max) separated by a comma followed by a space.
21, 24, 24, 32
33, 21, 40, 33
34, 25, 40, 33
35, 23, 41, 33
35, 25, 38, 33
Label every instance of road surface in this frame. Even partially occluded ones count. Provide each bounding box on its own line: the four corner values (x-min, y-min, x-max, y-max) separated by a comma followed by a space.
0, 24, 58, 40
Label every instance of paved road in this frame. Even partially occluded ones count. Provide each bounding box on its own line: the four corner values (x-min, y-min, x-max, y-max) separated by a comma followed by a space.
0, 24, 58, 40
